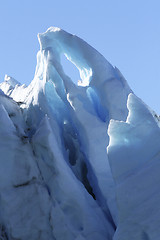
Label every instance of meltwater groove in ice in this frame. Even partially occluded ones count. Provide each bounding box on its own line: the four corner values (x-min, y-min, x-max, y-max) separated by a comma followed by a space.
0, 26, 157, 239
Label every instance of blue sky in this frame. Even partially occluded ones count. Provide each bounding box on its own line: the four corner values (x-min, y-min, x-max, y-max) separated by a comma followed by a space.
0, 0, 160, 113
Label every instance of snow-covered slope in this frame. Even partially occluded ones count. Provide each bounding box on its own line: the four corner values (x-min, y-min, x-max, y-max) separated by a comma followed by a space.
0, 27, 157, 240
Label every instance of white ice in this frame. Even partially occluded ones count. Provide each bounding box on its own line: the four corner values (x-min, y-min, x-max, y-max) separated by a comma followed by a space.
108, 93, 160, 239
0, 27, 157, 240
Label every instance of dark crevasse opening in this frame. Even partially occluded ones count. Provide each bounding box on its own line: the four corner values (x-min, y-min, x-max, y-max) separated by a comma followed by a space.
0, 224, 9, 240
141, 231, 150, 240
45, 78, 116, 228
44, 66, 96, 200
63, 121, 96, 200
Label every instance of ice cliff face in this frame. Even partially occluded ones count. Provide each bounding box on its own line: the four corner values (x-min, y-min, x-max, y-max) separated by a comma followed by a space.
0, 27, 158, 240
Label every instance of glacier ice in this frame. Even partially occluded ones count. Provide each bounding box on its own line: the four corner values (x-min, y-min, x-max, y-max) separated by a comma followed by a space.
0, 27, 158, 239
107, 94, 160, 239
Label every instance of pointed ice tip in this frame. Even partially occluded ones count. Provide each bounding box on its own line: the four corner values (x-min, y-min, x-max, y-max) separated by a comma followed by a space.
38, 27, 61, 39
4, 74, 20, 87
47, 27, 61, 32
4, 74, 11, 81
37, 27, 62, 51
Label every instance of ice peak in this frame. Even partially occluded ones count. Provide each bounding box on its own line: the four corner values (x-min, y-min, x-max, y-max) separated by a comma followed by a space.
1, 27, 156, 240
4, 74, 20, 87
46, 26, 61, 32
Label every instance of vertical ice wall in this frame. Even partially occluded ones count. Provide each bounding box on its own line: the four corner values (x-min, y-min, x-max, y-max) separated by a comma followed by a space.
108, 93, 160, 240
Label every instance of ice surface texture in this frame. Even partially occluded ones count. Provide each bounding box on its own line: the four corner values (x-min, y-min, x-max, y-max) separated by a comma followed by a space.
108, 94, 160, 240
0, 27, 156, 240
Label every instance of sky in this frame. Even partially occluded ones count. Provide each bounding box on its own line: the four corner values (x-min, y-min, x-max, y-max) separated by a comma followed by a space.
0, 0, 160, 113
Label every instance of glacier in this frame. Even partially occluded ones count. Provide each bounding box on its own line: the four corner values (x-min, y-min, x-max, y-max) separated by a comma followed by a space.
0, 27, 158, 240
